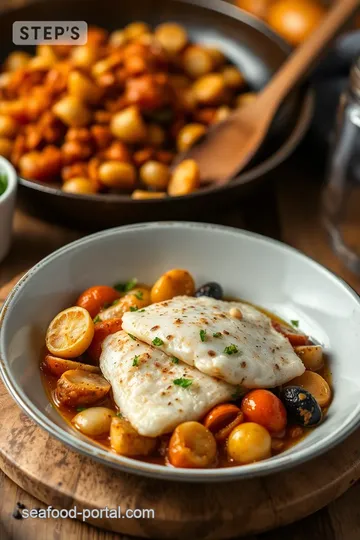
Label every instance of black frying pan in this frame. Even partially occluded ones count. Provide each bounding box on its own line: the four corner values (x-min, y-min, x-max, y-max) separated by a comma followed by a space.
0, 0, 314, 229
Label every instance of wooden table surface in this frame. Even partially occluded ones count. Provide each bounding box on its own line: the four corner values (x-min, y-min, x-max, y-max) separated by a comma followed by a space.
1, 145, 360, 540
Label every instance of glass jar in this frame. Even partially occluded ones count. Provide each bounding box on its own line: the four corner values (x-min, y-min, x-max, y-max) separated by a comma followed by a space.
322, 56, 360, 274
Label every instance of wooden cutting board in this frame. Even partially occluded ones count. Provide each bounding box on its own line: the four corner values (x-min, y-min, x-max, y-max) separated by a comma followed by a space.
1, 274, 360, 539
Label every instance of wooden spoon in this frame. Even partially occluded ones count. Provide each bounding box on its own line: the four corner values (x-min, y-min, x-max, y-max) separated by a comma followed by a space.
179, 0, 360, 185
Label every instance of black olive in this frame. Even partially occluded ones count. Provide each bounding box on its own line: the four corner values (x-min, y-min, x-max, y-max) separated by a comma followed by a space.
281, 386, 322, 427
195, 282, 223, 300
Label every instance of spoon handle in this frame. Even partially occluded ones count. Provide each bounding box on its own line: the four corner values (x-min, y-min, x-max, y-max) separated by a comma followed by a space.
260, 0, 360, 107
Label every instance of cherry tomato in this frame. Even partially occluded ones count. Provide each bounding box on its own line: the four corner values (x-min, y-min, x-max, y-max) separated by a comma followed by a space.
76, 285, 120, 318
168, 421, 217, 468
203, 403, 243, 442
227, 423, 271, 464
241, 389, 287, 434
87, 318, 123, 362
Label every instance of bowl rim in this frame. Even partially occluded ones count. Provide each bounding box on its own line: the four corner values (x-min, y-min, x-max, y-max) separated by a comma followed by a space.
11, 0, 314, 204
2, 221, 359, 483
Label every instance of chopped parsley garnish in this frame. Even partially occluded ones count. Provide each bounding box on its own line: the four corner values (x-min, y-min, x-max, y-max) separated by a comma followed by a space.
130, 305, 138, 312
138, 309, 145, 313
200, 329, 207, 342
224, 344, 239, 355
291, 320, 299, 328
173, 378, 193, 388
93, 315, 101, 324
231, 386, 243, 400
76, 407, 87, 412
112, 299, 120, 306
171, 356, 180, 364
134, 291, 143, 300
213, 332, 222, 338
116, 412, 123, 418
114, 278, 138, 293
132, 355, 140, 367
152, 337, 164, 346
0, 173, 7, 197
128, 333, 137, 341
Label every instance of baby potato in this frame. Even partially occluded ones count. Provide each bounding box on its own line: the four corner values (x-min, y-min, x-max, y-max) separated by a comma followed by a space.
98, 287, 151, 321
214, 105, 231, 123
4, 51, 31, 72
63, 178, 97, 195
155, 23, 188, 55
287, 371, 331, 408
0, 138, 13, 159
183, 45, 214, 78
53, 96, 92, 127
236, 92, 257, 108
0, 115, 18, 138
70, 45, 99, 69
222, 66, 246, 89
168, 159, 200, 197
132, 190, 166, 200
151, 268, 195, 303
110, 416, 157, 456
98, 161, 137, 189
168, 421, 217, 468
68, 71, 102, 104
110, 106, 147, 144
205, 47, 226, 69
227, 422, 271, 464
140, 160, 170, 189
294, 345, 324, 371
177, 123, 206, 152
72, 407, 116, 437
193, 73, 225, 105
109, 30, 127, 47
43, 355, 100, 377
124, 21, 151, 41
56, 370, 111, 407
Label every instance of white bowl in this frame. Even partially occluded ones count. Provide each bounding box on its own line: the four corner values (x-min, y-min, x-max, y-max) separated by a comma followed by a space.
0, 157, 17, 263
1, 222, 360, 482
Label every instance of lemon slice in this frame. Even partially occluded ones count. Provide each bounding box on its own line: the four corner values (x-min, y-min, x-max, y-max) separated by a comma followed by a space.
46, 306, 94, 358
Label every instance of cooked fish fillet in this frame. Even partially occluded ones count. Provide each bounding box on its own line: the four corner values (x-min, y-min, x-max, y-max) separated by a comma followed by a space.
122, 296, 305, 388
100, 330, 235, 437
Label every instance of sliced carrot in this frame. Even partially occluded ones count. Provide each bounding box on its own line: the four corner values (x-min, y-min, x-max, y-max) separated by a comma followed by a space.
203, 403, 243, 442
88, 318, 123, 362
56, 369, 111, 408
76, 285, 120, 318
272, 321, 309, 346
43, 355, 100, 377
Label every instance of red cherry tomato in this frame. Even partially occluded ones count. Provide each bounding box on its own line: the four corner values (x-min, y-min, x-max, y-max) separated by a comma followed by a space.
88, 318, 123, 362
241, 389, 287, 434
76, 285, 120, 318
272, 321, 309, 346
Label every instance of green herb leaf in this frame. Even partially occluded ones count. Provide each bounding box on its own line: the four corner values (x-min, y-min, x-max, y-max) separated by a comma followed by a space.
213, 332, 222, 338
114, 278, 138, 293
138, 309, 145, 313
291, 320, 299, 328
130, 305, 138, 312
224, 344, 239, 355
112, 299, 120, 306
93, 315, 101, 324
132, 355, 140, 367
128, 333, 137, 341
134, 291, 143, 300
0, 173, 7, 197
76, 407, 87, 412
152, 337, 164, 346
116, 412, 123, 418
200, 329, 207, 342
171, 356, 179, 364
173, 378, 193, 389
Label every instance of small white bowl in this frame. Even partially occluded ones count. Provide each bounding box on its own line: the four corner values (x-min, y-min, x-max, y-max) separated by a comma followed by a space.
1, 222, 360, 482
0, 157, 17, 263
